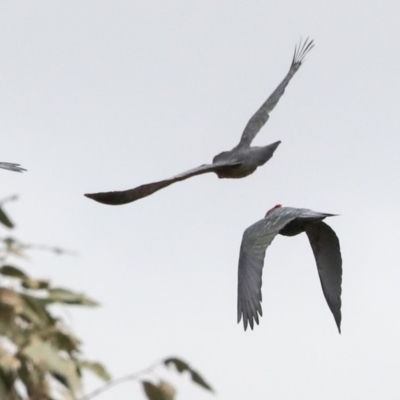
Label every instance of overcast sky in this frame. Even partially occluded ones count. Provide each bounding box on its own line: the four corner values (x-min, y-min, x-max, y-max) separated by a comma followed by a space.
1, 1, 400, 399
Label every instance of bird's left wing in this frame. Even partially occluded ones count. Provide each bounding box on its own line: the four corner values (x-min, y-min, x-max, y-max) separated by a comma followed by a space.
237, 208, 299, 330
0, 162, 26, 173
305, 221, 342, 332
85, 161, 241, 206
237, 38, 314, 149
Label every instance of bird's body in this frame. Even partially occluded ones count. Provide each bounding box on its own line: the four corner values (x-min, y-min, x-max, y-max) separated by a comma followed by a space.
212, 142, 281, 179
85, 39, 314, 205
238, 205, 342, 332
0, 162, 26, 173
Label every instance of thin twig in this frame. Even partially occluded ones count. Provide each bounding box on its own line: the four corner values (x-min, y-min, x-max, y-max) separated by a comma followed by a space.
0, 195, 18, 206
23, 243, 78, 256
79, 358, 163, 400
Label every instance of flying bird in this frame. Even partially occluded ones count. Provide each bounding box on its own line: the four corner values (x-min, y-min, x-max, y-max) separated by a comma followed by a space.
238, 205, 342, 332
85, 39, 314, 205
0, 162, 26, 173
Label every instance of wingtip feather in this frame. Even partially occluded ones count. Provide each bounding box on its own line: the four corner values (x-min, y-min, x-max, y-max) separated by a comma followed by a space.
292, 37, 314, 67
84, 192, 122, 206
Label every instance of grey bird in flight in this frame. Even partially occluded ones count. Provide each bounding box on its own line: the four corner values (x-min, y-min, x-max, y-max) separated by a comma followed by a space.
85, 39, 314, 206
238, 204, 342, 333
0, 162, 26, 173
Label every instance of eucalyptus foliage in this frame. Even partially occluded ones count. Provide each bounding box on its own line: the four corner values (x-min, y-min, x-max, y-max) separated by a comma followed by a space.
0, 199, 213, 400
0, 199, 109, 399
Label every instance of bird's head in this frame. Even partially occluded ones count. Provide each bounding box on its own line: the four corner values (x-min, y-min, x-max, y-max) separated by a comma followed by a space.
265, 204, 282, 217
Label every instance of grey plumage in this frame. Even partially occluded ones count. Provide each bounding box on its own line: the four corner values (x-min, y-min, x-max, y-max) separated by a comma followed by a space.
238, 205, 342, 333
85, 38, 314, 206
0, 162, 27, 173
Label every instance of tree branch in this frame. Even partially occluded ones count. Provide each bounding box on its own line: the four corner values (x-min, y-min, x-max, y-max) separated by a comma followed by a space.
79, 358, 163, 400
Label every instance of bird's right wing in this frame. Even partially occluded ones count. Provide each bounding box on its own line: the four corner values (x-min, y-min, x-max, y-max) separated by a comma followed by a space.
84, 161, 241, 206
0, 162, 26, 173
237, 38, 314, 149
237, 208, 299, 330
305, 221, 342, 333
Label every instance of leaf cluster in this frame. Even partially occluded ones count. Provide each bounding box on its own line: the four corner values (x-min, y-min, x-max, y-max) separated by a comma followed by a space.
0, 199, 213, 400
0, 201, 110, 399
82, 356, 213, 400
142, 357, 213, 400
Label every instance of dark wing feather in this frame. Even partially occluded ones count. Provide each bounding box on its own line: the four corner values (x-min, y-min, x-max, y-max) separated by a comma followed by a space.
237, 38, 314, 149
238, 208, 299, 330
84, 161, 241, 205
0, 162, 26, 173
305, 221, 342, 333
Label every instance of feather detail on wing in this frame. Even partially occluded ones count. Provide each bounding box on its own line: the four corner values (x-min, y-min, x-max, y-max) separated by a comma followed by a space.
84, 161, 241, 205
305, 221, 342, 333
237, 208, 299, 330
0, 162, 27, 173
237, 38, 314, 149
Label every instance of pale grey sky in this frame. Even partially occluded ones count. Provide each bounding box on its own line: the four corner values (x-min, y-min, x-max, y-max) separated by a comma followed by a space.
1, 1, 400, 399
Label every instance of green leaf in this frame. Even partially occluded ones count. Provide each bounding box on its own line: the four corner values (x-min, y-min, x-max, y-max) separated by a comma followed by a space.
142, 381, 170, 400
19, 293, 55, 327
22, 336, 81, 395
164, 358, 189, 373
190, 370, 213, 392
1, 286, 52, 326
51, 330, 81, 354
47, 288, 98, 306
50, 371, 70, 388
164, 357, 214, 392
17, 357, 52, 400
0, 206, 13, 228
21, 279, 49, 290
79, 361, 111, 382
37, 328, 81, 354
0, 306, 27, 347
0, 265, 28, 280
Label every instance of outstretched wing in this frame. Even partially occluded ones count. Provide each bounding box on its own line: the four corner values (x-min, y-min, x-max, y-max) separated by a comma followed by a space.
238, 208, 299, 330
306, 221, 342, 333
237, 38, 314, 149
0, 162, 27, 173
85, 161, 241, 206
